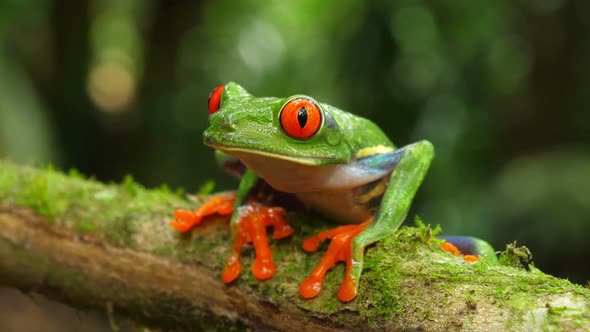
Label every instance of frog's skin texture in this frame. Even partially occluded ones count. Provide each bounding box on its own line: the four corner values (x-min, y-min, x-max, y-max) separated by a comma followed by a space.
171, 82, 478, 302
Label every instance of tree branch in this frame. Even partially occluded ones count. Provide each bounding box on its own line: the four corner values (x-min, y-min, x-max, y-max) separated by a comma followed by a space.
0, 160, 588, 331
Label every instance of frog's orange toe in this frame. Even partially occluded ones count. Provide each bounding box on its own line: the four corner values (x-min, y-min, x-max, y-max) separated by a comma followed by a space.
337, 275, 358, 302
170, 209, 198, 232
273, 223, 295, 239
300, 276, 322, 299
173, 209, 197, 223
221, 256, 242, 283
441, 241, 461, 256
252, 258, 276, 280
268, 207, 294, 239
441, 241, 480, 263
302, 238, 320, 252
169, 220, 191, 232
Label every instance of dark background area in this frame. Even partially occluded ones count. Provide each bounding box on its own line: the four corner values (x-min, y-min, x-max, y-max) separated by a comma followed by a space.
1, 0, 589, 309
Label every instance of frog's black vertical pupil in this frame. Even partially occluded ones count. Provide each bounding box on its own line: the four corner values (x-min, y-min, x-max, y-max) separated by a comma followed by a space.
297, 107, 308, 128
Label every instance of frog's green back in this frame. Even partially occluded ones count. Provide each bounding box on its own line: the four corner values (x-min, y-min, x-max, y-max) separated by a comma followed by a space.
321, 103, 396, 158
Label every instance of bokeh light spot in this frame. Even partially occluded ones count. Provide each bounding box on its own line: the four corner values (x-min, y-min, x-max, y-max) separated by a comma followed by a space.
238, 19, 285, 74
87, 62, 136, 112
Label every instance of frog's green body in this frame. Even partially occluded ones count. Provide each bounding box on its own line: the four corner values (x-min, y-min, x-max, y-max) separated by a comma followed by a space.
173, 82, 444, 301
201, 82, 436, 301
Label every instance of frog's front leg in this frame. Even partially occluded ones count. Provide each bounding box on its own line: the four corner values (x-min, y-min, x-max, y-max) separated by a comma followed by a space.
221, 201, 293, 282
301, 140, 434, 302
171, 169, 294, 283
221, 169, 294, 283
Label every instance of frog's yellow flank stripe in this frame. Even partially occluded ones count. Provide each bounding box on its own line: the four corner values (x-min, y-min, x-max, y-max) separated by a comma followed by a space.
354, 145, 395, 159
355, 177, 388, 205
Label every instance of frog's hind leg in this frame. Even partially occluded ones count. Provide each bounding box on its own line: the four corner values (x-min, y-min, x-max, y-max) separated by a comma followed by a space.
300, 220, 371, 299
300, 140, 433, 301
346, 140, 434, 301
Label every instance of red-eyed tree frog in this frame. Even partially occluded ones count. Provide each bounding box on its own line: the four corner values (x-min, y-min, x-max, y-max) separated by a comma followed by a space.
171, 82, 488, 302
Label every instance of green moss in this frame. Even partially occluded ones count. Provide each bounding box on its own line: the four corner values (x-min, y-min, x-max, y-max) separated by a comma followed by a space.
67, 168, 86, 180
544, 301, 589, 330
359, 263, 403, 320
412, 215, 443, 244
74, 219, 98, 233
357, 219, 446, 322
498, 241, 534, 271
197, 180, 216, 196
0, 160, 191, 248
121, 174, 141, 197
23, 173, 52, 218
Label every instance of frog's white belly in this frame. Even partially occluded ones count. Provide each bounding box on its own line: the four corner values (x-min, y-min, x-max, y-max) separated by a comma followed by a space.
295, 191, 373, 224
225, 150, 391, 223
228, 150, 389, 193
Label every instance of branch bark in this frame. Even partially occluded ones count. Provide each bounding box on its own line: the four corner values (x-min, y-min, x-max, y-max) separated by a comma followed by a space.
0, 205, 328, 331
0, 161, 589, 331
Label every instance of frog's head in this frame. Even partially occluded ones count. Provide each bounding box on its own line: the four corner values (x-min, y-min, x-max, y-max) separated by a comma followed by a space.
203, 82, 351, 165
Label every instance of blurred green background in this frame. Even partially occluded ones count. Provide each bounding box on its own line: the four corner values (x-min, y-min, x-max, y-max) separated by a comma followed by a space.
0, 0, 589, 285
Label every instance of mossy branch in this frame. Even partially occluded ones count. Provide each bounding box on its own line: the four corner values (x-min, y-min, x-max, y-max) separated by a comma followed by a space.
0, 160, 589, 331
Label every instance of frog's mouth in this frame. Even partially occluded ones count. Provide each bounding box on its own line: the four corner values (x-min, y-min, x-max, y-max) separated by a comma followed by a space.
206, 140, 327, 166
203, 126, 346, 166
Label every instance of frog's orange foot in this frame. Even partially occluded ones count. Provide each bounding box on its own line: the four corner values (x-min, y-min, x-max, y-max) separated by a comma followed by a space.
441, 241, 480, 262
221, 202, 294, 283
170, 192, 236, 232
300, 220, 371, 301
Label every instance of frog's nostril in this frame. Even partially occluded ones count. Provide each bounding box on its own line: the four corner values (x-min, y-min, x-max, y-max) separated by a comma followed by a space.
204, 134, 216, 145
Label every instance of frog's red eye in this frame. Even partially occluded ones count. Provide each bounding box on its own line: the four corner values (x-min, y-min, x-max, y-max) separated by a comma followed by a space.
280, 98, 322, 139
208, 84, 224, 114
